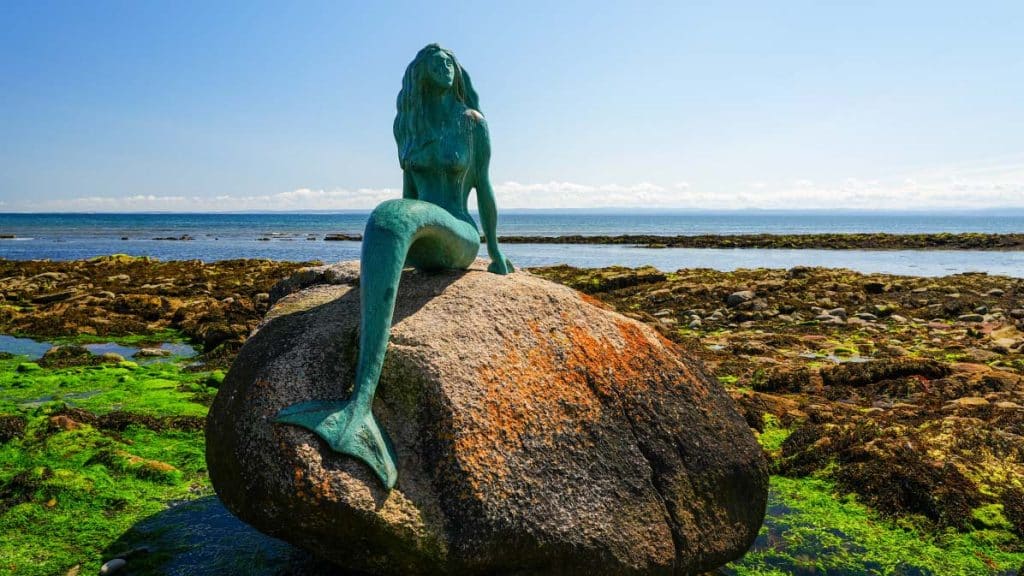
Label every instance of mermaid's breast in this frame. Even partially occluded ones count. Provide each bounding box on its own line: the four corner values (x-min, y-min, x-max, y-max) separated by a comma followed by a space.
404, 135, 471, 173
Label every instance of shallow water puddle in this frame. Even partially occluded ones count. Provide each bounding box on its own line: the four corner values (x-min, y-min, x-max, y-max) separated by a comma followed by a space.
0, 334, 197, 362
0, 334, 51, 359
18, 390, 103, 409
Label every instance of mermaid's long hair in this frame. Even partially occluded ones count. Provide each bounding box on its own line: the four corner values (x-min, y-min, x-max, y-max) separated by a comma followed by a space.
394, 44, 480, 169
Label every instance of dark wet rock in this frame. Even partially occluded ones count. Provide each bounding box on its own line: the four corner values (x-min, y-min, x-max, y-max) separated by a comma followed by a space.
0, 258, 312, 350
834, 445, 981, 529
323, 233, 362, 241
863, 281, 888, 294
31, 288, 78, 304
1002, 487, 1024, 537
827, 307, 847, 319
786, 266, 813, 279
0, 415, 27, 443
821, 358, 950, 388
38, 345, 108, 368
755, 367, 811, 393
726, 290, 755, 307
208, 261, 768, 575
499, 232, 1024, 250
958, 313, 985, 323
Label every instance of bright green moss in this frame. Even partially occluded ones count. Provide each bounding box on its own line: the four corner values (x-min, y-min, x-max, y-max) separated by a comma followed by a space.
756, 414, 791, 455
0, 354, 215, 576
723, 476, 1024, 576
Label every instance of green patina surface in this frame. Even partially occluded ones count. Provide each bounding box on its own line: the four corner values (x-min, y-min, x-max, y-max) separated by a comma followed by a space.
274, 44, 513, 490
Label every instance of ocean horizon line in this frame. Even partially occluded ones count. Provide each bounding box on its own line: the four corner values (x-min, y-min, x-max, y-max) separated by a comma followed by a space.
3, 207, 1024, 216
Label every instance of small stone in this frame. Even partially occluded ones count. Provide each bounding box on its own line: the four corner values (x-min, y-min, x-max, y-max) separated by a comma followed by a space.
958, 314, 985, 323
786, 266, 812, 278
726, 290, 755, 307
986, 288, 1005, 297
975, 305, 988, 314
32, 288, 77, 304
854, 312, 878, 321
995, 401, 1022, 410
653, 309, 673, 317
324, 233, 362, 241
99, 558, 126, 575
1010, 309, 1024, 319
688, 318, 702, 329
889, 314, 908, 323
48, 415, 80, 431
863, 281, 888, 294
136, 348, 172, 357
98, 352, 126, 364
827, 307, 847, 319
946, 397, 989, 408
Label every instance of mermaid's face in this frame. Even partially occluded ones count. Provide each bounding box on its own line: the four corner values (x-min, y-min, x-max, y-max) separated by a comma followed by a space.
424, 51, 455, 89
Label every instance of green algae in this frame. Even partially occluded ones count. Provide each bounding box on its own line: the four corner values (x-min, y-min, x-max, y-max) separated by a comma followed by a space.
57, 329, 184, 347
757, 414, 792, 456
0, 355, 213, 576
0, 357, 212, 416
723, 476, 1024, 576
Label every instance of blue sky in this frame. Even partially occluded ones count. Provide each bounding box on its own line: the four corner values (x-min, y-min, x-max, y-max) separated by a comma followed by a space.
1, 1, 1022, 211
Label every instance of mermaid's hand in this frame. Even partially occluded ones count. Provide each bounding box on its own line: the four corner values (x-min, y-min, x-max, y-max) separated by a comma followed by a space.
488, 254, 514, 275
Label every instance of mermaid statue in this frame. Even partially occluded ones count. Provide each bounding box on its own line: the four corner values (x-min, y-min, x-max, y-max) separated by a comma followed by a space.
275, 44, 514, 490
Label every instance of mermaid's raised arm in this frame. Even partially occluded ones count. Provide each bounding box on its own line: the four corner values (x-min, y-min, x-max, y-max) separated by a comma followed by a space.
471, 112, 513, 275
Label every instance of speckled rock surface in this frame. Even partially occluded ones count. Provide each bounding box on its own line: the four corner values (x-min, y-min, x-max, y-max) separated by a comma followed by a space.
206, 260, 768, 575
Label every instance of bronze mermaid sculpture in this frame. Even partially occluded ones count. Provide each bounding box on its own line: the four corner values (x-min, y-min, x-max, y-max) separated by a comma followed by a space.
276, 44, 514, 489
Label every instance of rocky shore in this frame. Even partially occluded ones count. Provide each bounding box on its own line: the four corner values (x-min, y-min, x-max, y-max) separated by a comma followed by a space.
0, 255, 313, 361
500, 232, 1024, 250
229, 232, 1024, 250
531, 265, 1024, 538
2, 256, 1023, 574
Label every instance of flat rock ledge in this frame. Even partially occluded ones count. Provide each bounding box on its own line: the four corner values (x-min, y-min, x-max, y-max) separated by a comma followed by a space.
207, 261, 768, 575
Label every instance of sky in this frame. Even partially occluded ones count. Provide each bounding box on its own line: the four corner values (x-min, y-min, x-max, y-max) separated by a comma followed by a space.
1, 1, 1022, 212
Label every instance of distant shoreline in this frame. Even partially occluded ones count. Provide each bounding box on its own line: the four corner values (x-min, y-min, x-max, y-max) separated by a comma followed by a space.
496, 232, 1024, 251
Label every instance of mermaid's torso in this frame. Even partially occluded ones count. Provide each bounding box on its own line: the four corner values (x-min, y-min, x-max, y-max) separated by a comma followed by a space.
402, 111, 478, 227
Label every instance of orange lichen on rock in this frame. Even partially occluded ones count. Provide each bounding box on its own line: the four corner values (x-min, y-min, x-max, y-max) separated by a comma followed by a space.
577, 291, 612, 310
462, 312, 706, 497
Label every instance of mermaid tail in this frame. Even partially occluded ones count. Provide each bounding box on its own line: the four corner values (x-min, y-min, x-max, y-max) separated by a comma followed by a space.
275, 400, 398, 489
274, 199, 482, 491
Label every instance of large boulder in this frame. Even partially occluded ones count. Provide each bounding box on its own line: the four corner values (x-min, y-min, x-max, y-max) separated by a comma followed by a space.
206, 261, 767, 575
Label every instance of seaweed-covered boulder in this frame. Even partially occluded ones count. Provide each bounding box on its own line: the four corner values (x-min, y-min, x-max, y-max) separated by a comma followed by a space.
206, 261, 767, 575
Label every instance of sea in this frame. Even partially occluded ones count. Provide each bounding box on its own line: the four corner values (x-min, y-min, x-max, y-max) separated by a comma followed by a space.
2, 211, 1023, 277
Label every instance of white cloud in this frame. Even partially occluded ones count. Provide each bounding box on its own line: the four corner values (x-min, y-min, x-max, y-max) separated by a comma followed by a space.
4, 155, 1024, 211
